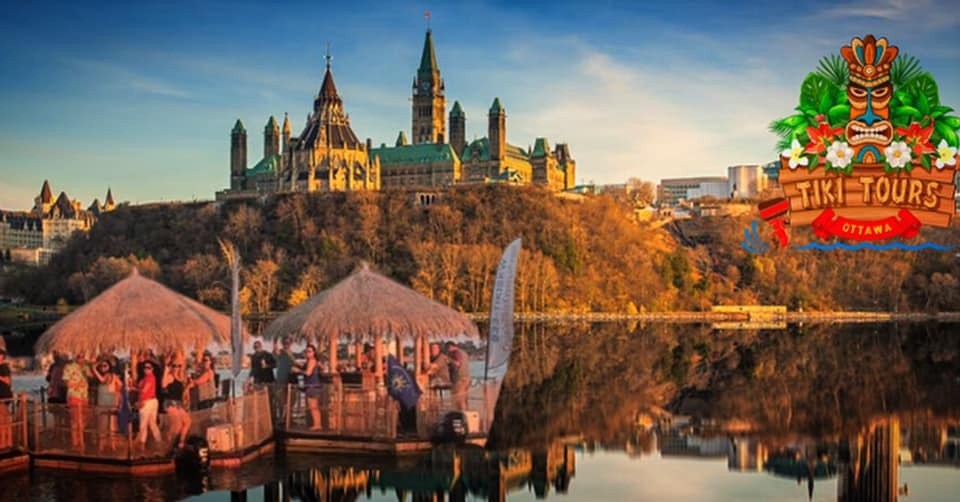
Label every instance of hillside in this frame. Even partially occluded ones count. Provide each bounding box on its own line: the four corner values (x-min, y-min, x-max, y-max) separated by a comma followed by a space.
8, 185, 960, 313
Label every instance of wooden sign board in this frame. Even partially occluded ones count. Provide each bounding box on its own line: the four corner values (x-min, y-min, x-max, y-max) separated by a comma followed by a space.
779, 158, 957, 227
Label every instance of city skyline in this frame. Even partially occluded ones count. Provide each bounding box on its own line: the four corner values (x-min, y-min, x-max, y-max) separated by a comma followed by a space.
2, 0, 959, 208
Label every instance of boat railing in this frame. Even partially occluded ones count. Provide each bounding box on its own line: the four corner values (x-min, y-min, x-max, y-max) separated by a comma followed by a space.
278, 379, 496, 440
24, 387, 273, 460
0, 395, 30, 454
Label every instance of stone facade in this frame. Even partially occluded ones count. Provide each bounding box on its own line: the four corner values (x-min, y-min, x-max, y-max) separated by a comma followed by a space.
218, 29, 576, 198
218, 55, 379, 201
375, 30, 576, 191
0, 181, 113, 265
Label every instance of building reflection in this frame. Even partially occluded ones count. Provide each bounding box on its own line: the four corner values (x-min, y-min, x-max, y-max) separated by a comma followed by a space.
264, 441, 576, 501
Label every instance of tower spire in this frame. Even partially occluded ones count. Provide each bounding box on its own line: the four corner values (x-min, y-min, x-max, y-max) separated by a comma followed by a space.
418, 28, 439, 78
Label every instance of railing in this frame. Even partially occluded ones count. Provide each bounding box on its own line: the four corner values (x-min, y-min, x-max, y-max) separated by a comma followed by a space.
278, 378, 497, 441
0, 395, 30, 454
26, 388, 273, 460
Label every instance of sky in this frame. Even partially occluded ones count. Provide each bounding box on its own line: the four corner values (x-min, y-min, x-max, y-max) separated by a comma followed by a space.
1, 0, 958, 208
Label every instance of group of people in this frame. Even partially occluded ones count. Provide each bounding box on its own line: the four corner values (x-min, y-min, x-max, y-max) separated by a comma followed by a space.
43, 349, 220, 452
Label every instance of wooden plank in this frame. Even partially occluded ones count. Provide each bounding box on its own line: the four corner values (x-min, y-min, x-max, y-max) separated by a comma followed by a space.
782, 180, 956, 200
790, 207, 953, 227
777, 157, 958, 183
786, 192, 955, 213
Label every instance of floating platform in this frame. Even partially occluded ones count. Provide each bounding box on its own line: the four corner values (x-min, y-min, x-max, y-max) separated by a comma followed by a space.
281, 430, 486, 455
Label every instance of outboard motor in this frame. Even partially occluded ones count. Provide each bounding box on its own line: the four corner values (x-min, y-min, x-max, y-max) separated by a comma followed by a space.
176, 435, 211, 494
176, 435, 211, 472
432, 411, 468, 444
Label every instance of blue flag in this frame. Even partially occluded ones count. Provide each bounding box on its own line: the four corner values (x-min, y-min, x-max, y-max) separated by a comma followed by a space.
386, 355, 421, 410
117, 361, 132, 434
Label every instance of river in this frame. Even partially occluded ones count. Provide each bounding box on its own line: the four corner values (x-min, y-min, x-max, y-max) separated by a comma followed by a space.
2, 321, 959, 501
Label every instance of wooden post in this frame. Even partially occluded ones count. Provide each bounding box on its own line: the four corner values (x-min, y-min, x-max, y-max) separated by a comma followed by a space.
414, 335, 423, 377
284, 383, 292, 431
395, 336, 403, 366
328, 334, 338, 373
33, 397, 40, 452
18, 393, 27, 450
355, 341, 362, 369
374, 334, 384, 379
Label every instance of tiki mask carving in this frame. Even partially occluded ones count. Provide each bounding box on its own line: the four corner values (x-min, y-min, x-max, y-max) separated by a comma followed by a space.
841, 35, 898, 164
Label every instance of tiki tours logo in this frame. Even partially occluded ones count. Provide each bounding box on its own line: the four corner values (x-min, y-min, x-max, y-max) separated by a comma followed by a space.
744, 35, 958, 253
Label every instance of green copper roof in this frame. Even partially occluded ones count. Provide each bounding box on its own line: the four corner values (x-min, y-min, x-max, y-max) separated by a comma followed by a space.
418, 30, 439, 77
531, 137, 550, 158
265, 116, 278, 131
450, 101, 464, 118
371, 143, 459, 165
461, 137, 530, 163
489, 97, 504, 114
248, 154, 280, 175
232, 119, 245, 134
396, 130, 409, 146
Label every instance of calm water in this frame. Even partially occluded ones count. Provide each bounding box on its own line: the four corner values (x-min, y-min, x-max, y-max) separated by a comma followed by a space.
2, 321, 959, 501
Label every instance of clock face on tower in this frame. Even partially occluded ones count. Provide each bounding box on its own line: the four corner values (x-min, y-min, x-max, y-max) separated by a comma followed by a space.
420, 81, 430, 92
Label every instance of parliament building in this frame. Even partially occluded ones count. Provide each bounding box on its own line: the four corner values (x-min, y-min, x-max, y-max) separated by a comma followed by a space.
217, 29, 575, 200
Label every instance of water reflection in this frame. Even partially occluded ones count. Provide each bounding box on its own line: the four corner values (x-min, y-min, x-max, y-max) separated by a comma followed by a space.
3, 321, 959, 501
272, 443, 574, 502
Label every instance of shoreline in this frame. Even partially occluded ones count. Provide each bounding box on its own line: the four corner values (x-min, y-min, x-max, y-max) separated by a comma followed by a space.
465, 311, 960, 323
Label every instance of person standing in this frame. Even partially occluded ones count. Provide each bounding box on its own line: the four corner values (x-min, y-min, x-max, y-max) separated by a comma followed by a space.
135, 362, 162, 448
63, 353, 91, 450
275, 337, 297, 386
249, 341, 276, 386
161, 357, 191, 451
0, 349, 12, 449
302, 344, 323, 431
425, 343, 451, 393
445, 342, 470, 411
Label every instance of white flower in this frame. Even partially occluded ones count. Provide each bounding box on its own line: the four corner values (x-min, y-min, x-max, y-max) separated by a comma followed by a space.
781, 139, 809, 170
935, 139, 957, 170
883, 141, 912, 169
826, 141, 854, 169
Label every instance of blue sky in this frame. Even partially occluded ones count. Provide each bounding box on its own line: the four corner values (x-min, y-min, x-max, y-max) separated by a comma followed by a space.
1, 0, 958, 208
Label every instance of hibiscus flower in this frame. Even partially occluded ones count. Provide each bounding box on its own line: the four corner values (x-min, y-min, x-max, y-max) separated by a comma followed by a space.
804, 122, 844, 155
895, 122, 936, 156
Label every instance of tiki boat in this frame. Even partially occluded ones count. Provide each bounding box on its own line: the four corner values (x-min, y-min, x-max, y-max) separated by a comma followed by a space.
266, 241, 521, 455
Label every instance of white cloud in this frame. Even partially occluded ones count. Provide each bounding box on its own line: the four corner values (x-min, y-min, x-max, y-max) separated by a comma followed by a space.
59, 57, 193, 99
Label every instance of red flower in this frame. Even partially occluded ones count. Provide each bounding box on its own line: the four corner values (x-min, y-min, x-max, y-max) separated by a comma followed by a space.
804, 122, 843, 154
896, 122, 936, 156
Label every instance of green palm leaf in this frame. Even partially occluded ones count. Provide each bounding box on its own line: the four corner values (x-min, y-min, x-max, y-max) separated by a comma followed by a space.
891, 54, 922, 88
816, 54, 848, 89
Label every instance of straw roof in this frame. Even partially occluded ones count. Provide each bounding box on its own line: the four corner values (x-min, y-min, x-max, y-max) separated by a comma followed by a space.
35, 269, 242, 355
263, 263, 479, 342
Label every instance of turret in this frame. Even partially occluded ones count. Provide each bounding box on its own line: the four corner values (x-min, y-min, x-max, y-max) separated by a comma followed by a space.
264, 116, 280, 158
489, 98, 506, 161
230, 119, 247, 189
450, 101, 466, 156
396, 130, 409, 147
282, 112, 292, 153
104, 188, 116, 211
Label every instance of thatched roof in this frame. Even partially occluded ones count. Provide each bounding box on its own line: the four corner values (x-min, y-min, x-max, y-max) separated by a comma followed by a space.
35, 269, 241, 355
263, 263, 479, 342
